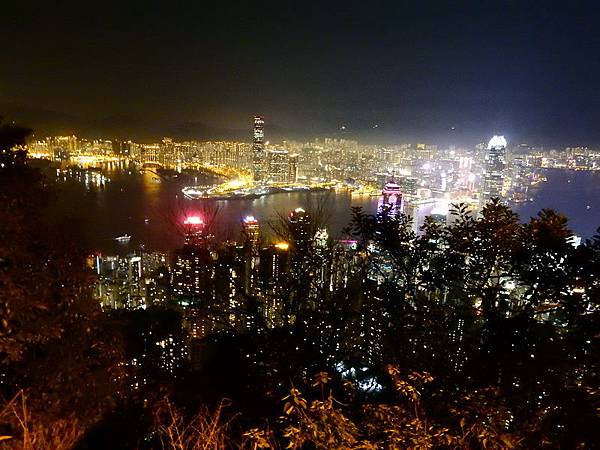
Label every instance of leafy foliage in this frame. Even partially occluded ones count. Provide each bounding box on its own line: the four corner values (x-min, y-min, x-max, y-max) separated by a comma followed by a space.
0, 123, 124, 432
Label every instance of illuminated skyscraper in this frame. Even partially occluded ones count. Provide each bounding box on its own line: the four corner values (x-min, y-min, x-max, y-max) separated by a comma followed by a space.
258, 242, 290, 325
141, 143, 160, 163
182, 216, 208, 246
242, 215, 260, 295
377, 179, 404, 216
160, 137, 174, 166
288, 208, 312, 250
267, 149, 290, 183
172, 246, 214, 301
172, 216, 214, 302
481, 135, 507, 203
259, 242, 289, 288
253, 116, 266, 181
288, 154, 298, 183
288, 208, 315, 294
242, 215, 260, 251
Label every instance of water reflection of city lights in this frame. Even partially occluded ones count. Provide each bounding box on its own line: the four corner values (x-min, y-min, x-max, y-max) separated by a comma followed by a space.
57, 167, 109, 189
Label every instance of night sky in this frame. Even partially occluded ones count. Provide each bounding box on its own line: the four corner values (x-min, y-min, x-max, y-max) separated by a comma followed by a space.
2, 1, 600, 145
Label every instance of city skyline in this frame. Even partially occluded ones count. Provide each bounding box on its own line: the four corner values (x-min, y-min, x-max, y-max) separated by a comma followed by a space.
26, 119, 600, 243
2, 3, 600, 448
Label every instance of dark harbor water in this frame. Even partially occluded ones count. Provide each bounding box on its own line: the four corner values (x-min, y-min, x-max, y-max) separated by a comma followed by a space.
58, 164, 377, 254
55, 164, 600, 254
512, 169, 600, 240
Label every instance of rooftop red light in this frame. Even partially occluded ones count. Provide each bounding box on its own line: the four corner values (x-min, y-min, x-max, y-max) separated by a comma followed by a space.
184, 216, 204, 225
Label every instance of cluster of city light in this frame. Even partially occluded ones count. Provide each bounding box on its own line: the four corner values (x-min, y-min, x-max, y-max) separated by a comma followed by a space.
28, 152, 52, 159
184, 216, 204, 225
220, 178, 249, 191
74, 155, 122, 164
29, 126, 576, 234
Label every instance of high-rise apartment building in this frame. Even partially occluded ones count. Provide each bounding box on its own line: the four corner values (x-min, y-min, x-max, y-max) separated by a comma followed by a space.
172, 216, 214, 302
141, 144, 160, 163
242, 215, 260, 296
267, 149, 290, 183
288, 154, 298, 183
242, 215, 260, 251
288, 208, 312, 250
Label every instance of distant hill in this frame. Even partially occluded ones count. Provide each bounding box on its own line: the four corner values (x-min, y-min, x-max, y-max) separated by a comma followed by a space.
0, 103, 316, 144
5, 102, 596, 147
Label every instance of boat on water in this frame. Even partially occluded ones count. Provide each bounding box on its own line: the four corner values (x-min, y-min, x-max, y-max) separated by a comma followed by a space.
114, 234, 131, 242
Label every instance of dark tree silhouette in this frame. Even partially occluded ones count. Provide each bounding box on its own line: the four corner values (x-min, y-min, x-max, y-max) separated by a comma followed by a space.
0, 121, 124, 441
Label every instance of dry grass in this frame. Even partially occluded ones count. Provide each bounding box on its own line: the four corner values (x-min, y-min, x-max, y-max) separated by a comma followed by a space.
0, 391, 83, 450
153, 398, 238, 450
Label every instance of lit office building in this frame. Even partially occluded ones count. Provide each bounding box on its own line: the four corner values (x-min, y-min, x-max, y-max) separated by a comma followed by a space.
288, 208, 312, 250
288, 153, 298, 183
258, 242, 290, 325
242, 215, 260, 295
377, 179, 404, 216
171, 246, 215, 301
242, 215, 260, 252
93, 254, 144, 309
182, 216, 209, 246
267, 149, 292, 183
172, 216, 215, 302
481, 135, 507, 203
141, 144, 160, 163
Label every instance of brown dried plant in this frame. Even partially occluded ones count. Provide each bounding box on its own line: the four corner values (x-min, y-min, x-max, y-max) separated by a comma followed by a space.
153, 398, 237, 450
0, 391, 83, 450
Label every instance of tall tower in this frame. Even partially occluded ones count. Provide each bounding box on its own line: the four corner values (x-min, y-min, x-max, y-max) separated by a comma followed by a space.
172, 216, 214, 302
288, 153, 298, 183
242, 215, 260, 295
377, 178, 404, 217
182, 216, 208, 247
482, 135, 507, 203
288, 208, 312, 250
242, 215, 260, 254
253, 116, 266, 182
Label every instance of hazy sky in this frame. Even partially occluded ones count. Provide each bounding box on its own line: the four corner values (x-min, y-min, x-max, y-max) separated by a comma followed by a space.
2, 1, 600, 145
